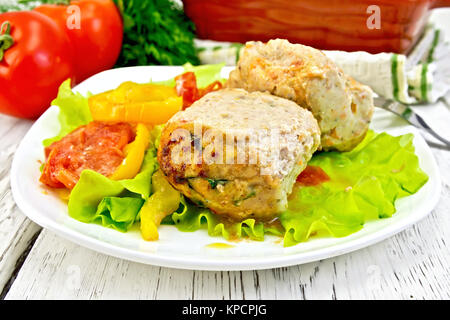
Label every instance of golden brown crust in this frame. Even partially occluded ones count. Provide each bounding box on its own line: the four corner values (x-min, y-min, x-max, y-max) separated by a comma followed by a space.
228, 39, 374, 151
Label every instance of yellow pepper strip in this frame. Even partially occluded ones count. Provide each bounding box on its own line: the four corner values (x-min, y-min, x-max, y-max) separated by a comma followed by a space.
110, 123, 150, 181
140, 170, 181, 241
88, 82, 182, 125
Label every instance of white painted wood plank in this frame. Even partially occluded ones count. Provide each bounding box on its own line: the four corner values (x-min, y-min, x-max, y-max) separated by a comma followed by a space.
4, 203, 450, 300
4, 147, 449, 300
0, 115, 42, 295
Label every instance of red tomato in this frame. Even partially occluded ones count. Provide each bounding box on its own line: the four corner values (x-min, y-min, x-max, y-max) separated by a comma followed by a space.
198, 80, 223, 98
35, 0, 123, 83
175, 72, 199, 109
175, 71, 223, 109
40, 122, 134, 189
0, 11, 75, 119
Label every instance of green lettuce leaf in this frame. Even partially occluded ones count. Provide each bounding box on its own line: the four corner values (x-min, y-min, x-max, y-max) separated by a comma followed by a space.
168, 131, 429, 246
43, 79, 92, 147
67, 146, 158, 231
151, 63, 224, 88
120, 146, 158, 198
94, 197, 145, 232
170, 197, 266, 241
281, 131, 428, 246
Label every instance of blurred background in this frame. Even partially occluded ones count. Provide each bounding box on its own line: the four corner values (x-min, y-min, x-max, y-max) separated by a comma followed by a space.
1, 0, 450, 120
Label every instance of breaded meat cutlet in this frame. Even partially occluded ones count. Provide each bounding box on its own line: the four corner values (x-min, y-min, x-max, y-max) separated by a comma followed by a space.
227, 39, 374, 151
158, 88, 320, 221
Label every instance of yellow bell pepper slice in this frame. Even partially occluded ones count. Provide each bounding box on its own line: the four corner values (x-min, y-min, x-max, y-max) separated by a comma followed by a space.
139, 170, 180, 241
88, 82, 182, 125
110, 123, 150, 181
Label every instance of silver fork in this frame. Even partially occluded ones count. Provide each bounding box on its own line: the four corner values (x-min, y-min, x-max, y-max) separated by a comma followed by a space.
374, 96, 450, 147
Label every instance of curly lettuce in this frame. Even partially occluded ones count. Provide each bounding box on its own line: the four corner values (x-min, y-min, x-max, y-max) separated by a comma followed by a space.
68, 146, 158, 232
43, 79, 92, 147
170, 197, 266, 241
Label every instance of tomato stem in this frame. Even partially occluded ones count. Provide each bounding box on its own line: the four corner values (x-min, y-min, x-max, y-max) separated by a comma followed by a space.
0, 21, 14, 62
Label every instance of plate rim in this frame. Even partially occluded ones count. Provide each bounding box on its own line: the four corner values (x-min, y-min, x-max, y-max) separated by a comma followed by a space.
10, 66, 443, 271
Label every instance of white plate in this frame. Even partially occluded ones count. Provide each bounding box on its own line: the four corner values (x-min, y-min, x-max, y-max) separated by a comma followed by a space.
10, 66, 441, 271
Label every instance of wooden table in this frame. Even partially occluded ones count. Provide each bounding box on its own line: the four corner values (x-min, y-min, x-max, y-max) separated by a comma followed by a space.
1, 9, 450, 301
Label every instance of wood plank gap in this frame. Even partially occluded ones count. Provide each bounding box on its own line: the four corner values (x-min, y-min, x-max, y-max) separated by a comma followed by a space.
0, 229, 41, 300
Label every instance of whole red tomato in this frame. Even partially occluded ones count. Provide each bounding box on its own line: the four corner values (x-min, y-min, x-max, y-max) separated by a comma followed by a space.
35, 0, 123, 83
0, 11, 75, 119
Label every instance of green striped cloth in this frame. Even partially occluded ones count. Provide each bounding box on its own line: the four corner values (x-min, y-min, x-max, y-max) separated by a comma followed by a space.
195, 24, 449, 104
196, 40, 243, 66
407, 25, 449, 103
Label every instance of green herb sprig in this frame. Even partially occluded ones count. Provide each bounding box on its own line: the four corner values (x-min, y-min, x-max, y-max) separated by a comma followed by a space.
113, 0, 199, 67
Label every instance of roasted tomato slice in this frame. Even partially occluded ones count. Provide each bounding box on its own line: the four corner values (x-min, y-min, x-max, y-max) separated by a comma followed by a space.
175, 71, 223, 109
198, 81, 223, 97
40, 122, 134, 189
175, 71, 199, 109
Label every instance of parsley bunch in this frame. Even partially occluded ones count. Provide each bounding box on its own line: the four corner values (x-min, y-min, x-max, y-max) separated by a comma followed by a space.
113, 0, 199, 67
